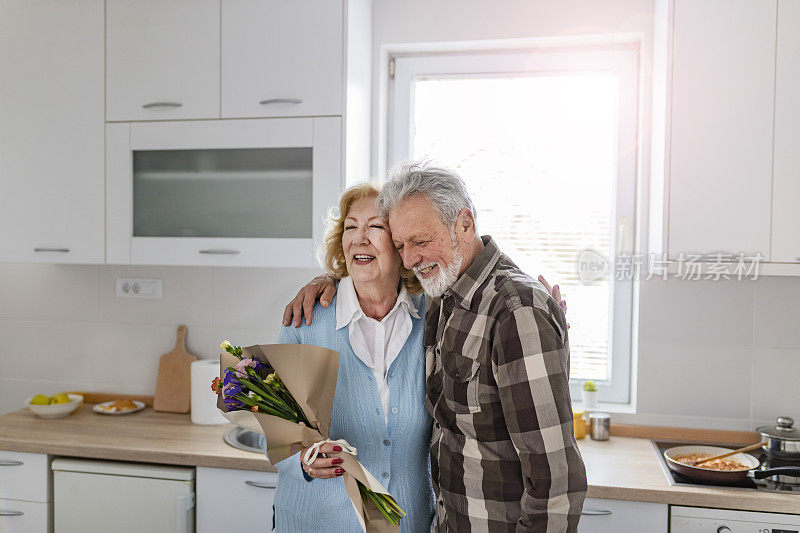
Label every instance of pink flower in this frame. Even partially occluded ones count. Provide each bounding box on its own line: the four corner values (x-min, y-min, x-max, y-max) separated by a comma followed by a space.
233, 358, 259, 378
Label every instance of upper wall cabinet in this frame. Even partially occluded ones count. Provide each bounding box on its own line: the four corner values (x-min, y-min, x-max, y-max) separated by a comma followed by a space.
0, 0, 105, 264
221, 0, 344, 118
665, 0, 776, 261
106, 0, 220, 121
771, 0, 800, 264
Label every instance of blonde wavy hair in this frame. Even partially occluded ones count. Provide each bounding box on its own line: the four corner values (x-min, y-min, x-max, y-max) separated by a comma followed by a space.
321, 182, 422, 295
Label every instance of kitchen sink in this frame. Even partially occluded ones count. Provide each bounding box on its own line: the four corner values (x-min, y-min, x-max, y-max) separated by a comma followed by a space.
224, 427, 264, 454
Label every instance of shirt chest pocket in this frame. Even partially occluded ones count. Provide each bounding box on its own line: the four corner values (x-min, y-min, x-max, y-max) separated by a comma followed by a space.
441, 351, 481, 414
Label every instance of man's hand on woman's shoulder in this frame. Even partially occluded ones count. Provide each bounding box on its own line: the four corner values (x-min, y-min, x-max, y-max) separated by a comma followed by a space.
282, 275, 338, 328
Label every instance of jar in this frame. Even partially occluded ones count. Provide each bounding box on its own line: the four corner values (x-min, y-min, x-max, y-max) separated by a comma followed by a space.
572, 410, 586, 439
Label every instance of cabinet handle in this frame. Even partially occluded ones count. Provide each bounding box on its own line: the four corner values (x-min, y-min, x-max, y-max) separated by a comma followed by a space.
245, 480, 278, 489
259, 98, 303, 105
33, 247, 69, 253
0, 510, 24, 516
581, 509, 613, 516
0, 460, 24, 466
198, 249, 240, 255
142, 102, 183, 109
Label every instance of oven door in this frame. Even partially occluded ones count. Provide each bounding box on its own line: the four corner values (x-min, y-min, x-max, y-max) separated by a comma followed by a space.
106, 117, 341, 267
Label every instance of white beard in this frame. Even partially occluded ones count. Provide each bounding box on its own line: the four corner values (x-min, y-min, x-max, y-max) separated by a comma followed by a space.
414, 232, 463, 298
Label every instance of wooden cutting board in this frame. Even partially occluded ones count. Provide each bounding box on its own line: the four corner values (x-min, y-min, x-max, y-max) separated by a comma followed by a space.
153, 325, 197, 413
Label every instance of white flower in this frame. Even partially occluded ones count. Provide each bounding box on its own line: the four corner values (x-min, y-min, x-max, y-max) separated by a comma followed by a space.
220, 340, 231, 351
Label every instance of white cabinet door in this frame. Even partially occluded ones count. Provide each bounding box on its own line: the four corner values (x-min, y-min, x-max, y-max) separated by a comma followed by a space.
0, 0, 105, 264
772, 0, 800, 264
106, 0, 220, 121
0, 499, 49, 533
196, 467, 278, 533
0, 451, 49, 503
577, 498, 667, 533
668, 0, 776, 260
221, 0, 343, 118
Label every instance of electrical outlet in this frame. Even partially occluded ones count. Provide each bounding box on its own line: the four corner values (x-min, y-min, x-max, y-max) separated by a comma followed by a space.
116, 278, 163, 299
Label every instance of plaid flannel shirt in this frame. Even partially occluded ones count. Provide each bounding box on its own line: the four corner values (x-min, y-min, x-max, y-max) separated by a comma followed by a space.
426, 237, 587, 532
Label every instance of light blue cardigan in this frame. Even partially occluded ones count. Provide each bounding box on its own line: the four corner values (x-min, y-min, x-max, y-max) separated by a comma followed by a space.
263, 293, 434, 533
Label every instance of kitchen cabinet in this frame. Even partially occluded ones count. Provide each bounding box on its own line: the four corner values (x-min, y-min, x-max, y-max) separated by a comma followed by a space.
106, 0, 220, 121
0, 450, 50, 533
196, 466, 278, 532
0, 0, 105, 264
577, 498, 667, 533
771, 0, 800, 264
665, 0, 776, 261
221, 0, 344, 118
106, 116, 342, 267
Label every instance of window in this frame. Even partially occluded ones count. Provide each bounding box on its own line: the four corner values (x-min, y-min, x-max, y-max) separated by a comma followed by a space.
389, 45, 639, 403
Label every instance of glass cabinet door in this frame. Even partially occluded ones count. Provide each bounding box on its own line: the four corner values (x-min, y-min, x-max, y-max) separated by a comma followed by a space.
106, 117, 342, 267
132, 147, 312, 238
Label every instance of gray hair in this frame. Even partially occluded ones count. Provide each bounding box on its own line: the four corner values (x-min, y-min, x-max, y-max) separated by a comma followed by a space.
376, 160, 478, 231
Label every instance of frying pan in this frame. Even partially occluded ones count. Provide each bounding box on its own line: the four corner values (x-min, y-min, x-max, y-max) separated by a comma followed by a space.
663, 445, 800, 484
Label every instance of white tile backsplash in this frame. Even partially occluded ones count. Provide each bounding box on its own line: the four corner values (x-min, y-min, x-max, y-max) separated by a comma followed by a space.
751, 347, 800, 424
637, 277, 756, 346
635, 341, 753, 419
0, 263, 101, 322
98, 265, 214, 326
753, 277, 800, 349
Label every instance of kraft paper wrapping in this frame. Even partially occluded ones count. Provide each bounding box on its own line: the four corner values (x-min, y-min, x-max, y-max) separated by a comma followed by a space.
217, 344, 399, 533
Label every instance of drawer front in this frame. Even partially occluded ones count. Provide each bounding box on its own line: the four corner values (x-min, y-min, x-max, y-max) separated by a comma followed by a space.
0, 452, 48, 503
0, 498, 49, 533
196, 467, 277, 532
578, 498, 667, 533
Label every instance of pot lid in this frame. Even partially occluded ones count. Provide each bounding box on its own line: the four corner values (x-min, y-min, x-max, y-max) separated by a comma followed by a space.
757, 417, 800, 441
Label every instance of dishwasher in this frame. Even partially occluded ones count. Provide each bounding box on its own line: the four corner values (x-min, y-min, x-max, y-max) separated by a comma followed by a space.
671, 506, 800, 532
52, 458, 195, 533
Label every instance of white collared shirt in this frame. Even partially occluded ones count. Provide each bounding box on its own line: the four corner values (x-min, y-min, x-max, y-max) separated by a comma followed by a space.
335, 276, 419, 425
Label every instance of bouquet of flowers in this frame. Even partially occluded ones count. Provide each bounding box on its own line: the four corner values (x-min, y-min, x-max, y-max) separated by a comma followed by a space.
214, 340, 405, 530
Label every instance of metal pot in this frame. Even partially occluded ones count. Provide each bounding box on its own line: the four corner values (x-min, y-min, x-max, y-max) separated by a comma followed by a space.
757, 416, 800, 459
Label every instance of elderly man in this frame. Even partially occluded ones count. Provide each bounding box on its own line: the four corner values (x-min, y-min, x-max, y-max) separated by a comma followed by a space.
285, 161, 586, 531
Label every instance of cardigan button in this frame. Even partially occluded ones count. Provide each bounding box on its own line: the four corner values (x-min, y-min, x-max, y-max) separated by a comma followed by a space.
382, 472, 389, 479
391, 407, 398, 414
383, 439, 391, 446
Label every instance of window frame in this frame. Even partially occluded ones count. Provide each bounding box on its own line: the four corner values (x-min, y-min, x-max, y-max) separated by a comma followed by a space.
387, 45, 640, 403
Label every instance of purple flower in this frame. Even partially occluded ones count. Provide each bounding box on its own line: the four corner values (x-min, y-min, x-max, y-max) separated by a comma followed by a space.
221, 372, 245, 410
223, 395, 245, 410
222, 370, 243, 396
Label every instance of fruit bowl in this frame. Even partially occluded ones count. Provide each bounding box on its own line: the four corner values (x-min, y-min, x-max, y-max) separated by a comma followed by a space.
24, 394, 83, 419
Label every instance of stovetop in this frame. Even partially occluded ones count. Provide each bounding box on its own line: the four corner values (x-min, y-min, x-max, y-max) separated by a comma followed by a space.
651, 440, 800, 494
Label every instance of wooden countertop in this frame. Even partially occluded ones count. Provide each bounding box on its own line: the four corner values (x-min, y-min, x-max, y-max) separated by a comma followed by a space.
579, 436, 800, 514
3, 406, 800, 512
0, 404, 274, 472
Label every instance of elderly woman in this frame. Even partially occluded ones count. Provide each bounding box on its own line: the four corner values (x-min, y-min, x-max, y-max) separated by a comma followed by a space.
268, 182, 434, 532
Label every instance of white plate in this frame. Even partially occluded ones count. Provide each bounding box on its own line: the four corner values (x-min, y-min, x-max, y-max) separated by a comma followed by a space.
93, 400, 145, 415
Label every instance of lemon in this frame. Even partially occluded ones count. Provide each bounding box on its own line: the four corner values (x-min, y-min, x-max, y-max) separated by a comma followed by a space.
30, 394, 51, 405
51, 393, 70, 404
